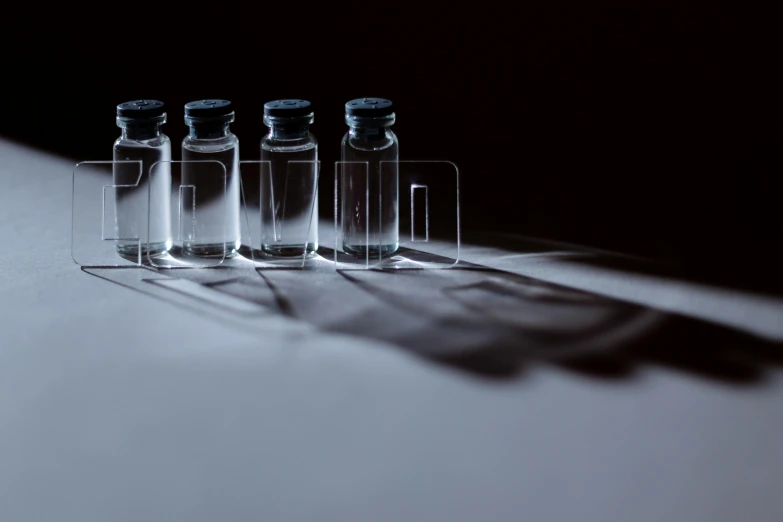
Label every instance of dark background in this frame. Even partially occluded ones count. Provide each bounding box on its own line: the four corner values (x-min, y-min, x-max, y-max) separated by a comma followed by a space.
2, 4, 781, 293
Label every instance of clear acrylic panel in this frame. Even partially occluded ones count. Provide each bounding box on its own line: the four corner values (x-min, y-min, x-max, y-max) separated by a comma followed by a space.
378, 161, 460, 269
333, 161, 460, 270
239, 160, 320, 269
72, 161, 145, 267
333, 161, 373, 269
147, 160, 228, 268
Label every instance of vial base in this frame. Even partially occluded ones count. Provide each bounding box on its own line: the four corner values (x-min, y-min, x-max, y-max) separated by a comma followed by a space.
342, 242, 399, 259
116, 240, 172, 261
262, 243, 319, 258
183, 241, 240, 258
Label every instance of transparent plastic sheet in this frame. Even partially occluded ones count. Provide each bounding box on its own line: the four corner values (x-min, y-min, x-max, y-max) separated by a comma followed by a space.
147, 160, 228, 268
72, 161, 144, 267
71, 160, 228, 268
333, 161, 371, 269
379, 161, 460, 268
333, 160, 460, 270
239, 160, 320, 269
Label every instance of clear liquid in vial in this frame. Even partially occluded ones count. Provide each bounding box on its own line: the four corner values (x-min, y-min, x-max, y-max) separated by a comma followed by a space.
341, 134, 399, 258
260, 143, 318, 257
112, 139, 172, 260
180, 143, 241, 257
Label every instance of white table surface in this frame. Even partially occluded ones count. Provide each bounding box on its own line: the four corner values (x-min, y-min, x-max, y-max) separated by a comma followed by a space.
2, 137, 783, 522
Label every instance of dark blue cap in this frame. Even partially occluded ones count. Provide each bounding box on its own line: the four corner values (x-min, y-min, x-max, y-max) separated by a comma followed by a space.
345, 98, 394, 117
184, 99, 233, 118
117, 100, 165, 118
264, 99, 313, 118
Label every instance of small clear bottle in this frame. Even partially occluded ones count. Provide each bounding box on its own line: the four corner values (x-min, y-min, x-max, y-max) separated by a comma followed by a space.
260, 99, 318, 257
113, 99, 172, 260
181, 99, 241, 257
341, 97, 399, 257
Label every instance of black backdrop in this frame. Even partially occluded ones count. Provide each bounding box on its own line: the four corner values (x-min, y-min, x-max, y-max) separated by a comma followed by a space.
1, 5, 781, 292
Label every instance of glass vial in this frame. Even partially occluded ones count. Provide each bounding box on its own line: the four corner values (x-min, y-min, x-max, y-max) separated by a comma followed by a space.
181, 99, 241, 257
113, 100, 172, 260
341, 98, 399, 257
260, 99, 318, 257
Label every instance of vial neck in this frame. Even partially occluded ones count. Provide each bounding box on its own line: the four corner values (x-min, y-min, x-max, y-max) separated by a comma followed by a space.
349, 126, 389, 141
268, 122, 309, 140
122, 124, 162, 141
188, 122, 230, 140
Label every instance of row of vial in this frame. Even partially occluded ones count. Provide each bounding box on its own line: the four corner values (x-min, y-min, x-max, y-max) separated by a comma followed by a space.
113, 97, 399, 261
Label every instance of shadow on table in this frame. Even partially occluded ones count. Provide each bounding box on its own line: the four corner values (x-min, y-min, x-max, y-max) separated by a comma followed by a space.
81, 244, 783, 385
465, 231, 783, 299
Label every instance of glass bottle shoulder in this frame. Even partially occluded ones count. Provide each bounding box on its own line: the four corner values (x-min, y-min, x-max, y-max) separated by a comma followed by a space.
114, 133, 171, 150
182, 131, 239, 153
261, 132, 317, 153
342, 129, 397, 152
